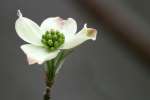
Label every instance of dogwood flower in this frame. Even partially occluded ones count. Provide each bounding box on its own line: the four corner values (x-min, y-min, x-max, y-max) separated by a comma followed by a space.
15, 10, 97, 65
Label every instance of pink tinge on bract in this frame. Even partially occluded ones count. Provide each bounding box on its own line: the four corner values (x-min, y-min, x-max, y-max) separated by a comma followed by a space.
27, 55, 43, 65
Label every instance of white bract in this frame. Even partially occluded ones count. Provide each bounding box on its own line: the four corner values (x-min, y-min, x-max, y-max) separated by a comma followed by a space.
15, 10, 97, 65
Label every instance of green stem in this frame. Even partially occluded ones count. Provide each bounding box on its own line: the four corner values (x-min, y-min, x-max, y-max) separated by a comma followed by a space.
43, 50, 73, 100
43, 61, 55, 100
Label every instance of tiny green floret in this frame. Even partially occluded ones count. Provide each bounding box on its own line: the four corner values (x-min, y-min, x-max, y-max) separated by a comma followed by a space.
41, 30, 65, 51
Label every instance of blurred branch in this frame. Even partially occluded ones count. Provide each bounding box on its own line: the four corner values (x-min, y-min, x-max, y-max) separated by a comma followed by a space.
79, 0, 150, 63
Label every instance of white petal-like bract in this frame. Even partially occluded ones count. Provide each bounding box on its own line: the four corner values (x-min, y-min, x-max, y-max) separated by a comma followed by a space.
60, 18, 77, 38
15, 11, 42, 46
40, 17, 77, 38
21, 44, 60, 64
61, 24, 97, 49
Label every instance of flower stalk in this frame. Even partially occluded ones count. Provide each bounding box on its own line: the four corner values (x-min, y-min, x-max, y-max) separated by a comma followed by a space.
43, 59, 55, 100
43, 60, 55, 100
43, 50, 73, 100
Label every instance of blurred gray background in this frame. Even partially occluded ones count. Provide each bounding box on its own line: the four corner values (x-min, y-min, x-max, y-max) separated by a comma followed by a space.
0, 0, 150, 100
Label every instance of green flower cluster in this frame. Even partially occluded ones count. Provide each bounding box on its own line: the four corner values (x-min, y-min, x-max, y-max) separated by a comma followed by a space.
41, 30, 65, 51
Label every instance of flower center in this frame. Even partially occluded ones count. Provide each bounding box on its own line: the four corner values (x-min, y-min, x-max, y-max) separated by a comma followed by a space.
41, 30, 65, 51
